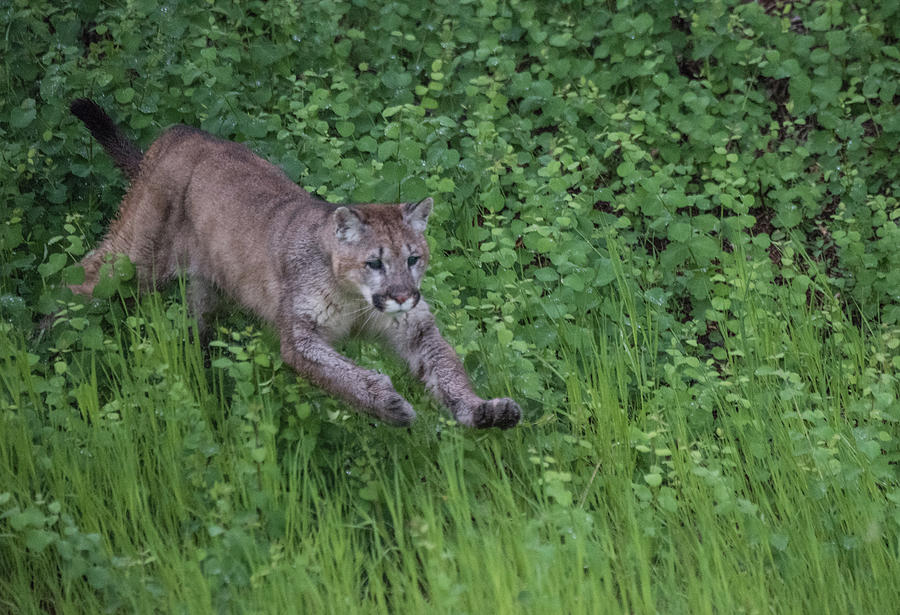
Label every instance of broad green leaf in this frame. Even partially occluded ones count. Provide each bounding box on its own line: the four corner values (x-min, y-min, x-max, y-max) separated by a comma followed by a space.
483, 187, 504, 212
668, 222, 691, 243
115, 87, 135, 104
336, 121, 355, 137
25, 529, 56, 553
10, 99, 36, 129
37, 253, 67, 279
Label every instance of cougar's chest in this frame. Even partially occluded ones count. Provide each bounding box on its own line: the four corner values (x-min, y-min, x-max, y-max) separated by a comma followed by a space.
299, 291, 365, 342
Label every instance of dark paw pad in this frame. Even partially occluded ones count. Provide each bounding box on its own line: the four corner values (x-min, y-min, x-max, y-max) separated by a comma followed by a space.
473, 398, 521, 429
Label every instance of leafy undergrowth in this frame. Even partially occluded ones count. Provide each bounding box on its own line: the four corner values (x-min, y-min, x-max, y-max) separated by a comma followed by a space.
2, 0, 899, 613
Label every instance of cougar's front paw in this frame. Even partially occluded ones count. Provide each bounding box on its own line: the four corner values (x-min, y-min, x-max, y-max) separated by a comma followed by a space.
375, 391, 417, 426
469, 397, 521, 429
364, 372, 416, 426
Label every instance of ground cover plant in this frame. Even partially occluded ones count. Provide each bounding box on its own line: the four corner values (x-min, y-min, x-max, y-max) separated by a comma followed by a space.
2, 0, 899, 612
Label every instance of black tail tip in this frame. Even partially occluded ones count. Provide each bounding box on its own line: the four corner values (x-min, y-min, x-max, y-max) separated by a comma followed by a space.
70, 98, 104, 122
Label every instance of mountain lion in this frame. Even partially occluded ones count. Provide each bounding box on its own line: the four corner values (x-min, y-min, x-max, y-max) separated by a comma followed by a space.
67, 99, 521, 429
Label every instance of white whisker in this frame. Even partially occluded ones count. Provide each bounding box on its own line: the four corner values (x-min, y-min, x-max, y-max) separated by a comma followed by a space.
358, 306, 380, 333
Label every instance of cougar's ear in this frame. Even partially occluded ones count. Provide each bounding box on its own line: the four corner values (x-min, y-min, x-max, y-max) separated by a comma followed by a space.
402, 197, 433, 233
334, 207, 366, 243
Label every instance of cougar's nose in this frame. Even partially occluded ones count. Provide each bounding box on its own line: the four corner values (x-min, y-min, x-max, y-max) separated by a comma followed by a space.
392, 292, 410, 304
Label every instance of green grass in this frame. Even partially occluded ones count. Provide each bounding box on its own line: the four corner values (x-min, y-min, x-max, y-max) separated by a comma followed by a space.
2, 266, 897, 614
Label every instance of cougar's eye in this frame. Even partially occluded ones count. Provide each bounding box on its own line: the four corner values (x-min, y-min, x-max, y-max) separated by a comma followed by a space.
365, 259, 383, 270
407, 255, 419, 267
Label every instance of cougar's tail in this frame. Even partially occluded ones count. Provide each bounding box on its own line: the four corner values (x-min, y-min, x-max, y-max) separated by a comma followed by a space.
70, 98, 143, 181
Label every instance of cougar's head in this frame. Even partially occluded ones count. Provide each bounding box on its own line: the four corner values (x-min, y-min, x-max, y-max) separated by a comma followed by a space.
331, 198, 432, 314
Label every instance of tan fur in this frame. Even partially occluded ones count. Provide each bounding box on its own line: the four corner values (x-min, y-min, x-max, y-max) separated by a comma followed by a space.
69, 100, 520, 428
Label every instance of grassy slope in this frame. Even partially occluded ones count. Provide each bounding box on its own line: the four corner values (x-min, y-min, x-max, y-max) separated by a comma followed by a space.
2, 269, 897, 614
2, 1, 899, 613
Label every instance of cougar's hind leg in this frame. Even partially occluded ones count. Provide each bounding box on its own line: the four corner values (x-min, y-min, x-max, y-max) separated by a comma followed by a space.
186, 275, 220, 341
69, 185, 178, 297
68, 248, 115, 296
